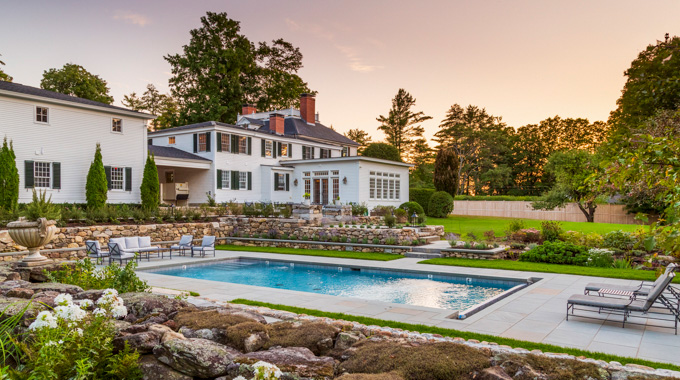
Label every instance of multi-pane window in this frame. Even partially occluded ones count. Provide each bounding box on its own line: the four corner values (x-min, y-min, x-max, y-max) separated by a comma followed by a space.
304, 179, 311, 196
239, 171, 247, 190
168, 136, 176, 144
369, 178, 375, 199
332, 177, 339, 201
197, 133, 207, 152
280, 143, 288, 157
342, 146, 349, 157
222, 170, 230, 189
110, 167, 125, 190
220, 134, 230, 151
302, 146, 312, 160
389, 179, 395, 199
239, 136, 248, 154
275, 173, 286, 191
395, 180, 401, 199
112, 118, 122, 133
265, 140, 273, 158
34, 162, 51, 188
369, 171, 401, 200
35, 107, 48, 123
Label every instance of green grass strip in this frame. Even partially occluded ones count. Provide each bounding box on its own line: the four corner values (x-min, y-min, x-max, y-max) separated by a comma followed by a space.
420, 257, 680, 282
216, 244, 403, 261
230, 298, 680, 372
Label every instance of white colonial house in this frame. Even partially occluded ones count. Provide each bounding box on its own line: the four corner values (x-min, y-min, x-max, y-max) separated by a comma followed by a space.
148, 94, 411, 208
0, 81, 155, 203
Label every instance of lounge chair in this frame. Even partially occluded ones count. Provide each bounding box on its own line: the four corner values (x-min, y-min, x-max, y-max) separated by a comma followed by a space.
108, 242, 136, 265
85, 240, 108, 261
191, 236, 216, 257
584, 263, 677, 297
567, 271, 679, 334
170, 235, 193, 256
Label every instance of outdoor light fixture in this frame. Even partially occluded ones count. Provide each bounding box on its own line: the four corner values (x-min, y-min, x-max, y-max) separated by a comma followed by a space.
342, 176, 347, 184
293, 179, 298, 186
411, 212, 418, 227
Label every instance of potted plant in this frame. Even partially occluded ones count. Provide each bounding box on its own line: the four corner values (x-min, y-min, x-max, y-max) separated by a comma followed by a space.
7, 190, 61, 264
303, 192, 311, 205
333, 196, 340, 205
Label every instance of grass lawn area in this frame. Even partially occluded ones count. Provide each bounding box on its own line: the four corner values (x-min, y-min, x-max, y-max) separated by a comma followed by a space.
420, 257, 680, 282
428, 215, 640, 237
215, 244, 403, 261
230, 299, 680, 372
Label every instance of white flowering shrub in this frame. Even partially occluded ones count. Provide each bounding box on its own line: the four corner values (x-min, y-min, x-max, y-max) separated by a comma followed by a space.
20, 289, 141, 379
233, 361, 283, 380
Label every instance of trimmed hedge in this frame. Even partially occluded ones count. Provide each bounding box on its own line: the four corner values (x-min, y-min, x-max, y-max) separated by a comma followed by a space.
399, 202, 425, 224
519, 241, 590, 266
427, 191, 454, 218
409, 188, 435, 214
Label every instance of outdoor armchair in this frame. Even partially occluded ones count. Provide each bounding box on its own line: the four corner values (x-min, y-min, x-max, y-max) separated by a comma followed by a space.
191, 235, 216, 257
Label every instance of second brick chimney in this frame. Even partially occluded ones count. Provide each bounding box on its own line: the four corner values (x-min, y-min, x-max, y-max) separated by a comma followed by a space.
242, 104, 257, 115
270, 113, 285, 135
300, 93, 316, 125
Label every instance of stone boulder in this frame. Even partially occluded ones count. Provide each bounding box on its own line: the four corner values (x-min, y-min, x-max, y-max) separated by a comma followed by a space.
27, 282, 84, 295
0, 280, 32, 295
73, 289, 105, 301
478, 366, 513, 380
113, 330, 161, 354
121, 292, 189, 319
153, 338, 239, 378
336, 373, 405, 380
236, 346, 336, 379
5, 287, 34, 299
335, 331, 363, 350
137, 355, 193, 380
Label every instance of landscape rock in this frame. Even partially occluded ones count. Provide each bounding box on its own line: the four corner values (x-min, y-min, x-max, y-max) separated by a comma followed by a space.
27, 282, 83, 295
153, 338, 239, 378
335, 332, 362, 350
121, 292, 190, 319
73, 289, 104, 301
5, 287, 34, 299
138, 355, 193, 380
478, 366, 513, 380
236, 346, 336, 379
113, 330, 161, 354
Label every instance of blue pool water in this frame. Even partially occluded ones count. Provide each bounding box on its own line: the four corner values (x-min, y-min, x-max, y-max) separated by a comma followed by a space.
150, 259, 523, 311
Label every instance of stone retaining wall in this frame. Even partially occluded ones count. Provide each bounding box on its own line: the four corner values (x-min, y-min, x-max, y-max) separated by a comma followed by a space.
226, 238, 411, 254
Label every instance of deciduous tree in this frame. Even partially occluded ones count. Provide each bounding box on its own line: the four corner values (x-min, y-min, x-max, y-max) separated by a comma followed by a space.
0, 54, 12, 82
122, 84, 179, 130
362, 143, 402, 162
40, 63, 113, 104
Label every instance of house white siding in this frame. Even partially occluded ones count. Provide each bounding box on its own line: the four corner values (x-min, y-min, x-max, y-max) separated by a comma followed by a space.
0, 95, 150, 204
358, 160, 410, 208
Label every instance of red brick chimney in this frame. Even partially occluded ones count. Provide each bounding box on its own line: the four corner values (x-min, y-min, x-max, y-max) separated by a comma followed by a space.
242, 104, 257, 115
270, 113, 285, 135
300, 93, 316, 125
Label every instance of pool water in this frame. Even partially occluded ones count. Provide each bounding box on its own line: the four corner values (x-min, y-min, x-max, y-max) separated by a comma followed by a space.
150, 259, 523, 311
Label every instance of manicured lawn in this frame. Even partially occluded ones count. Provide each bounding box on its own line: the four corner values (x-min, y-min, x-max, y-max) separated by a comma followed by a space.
428, 215, 640, 237
215, 244, 403, 261
229, 299, 680, 372
420, 257, 680, 282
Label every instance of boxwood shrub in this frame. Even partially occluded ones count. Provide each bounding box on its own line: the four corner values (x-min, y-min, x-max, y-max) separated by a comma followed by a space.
519, 241, 590, 266
399, 201, 425, 224
426, 191, 454, 218
409, 188, 435, 214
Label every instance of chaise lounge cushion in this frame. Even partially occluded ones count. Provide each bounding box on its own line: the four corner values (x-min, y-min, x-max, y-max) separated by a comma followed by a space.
568, 294, 646, 311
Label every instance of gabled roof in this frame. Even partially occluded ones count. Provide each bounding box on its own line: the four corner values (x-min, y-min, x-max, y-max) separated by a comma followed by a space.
148, 145, 211, 161
259, 118, 359, 146
0, 81, 154, 118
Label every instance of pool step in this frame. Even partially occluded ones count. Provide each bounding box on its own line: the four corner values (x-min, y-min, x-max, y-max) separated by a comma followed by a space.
212, 261, 259, 271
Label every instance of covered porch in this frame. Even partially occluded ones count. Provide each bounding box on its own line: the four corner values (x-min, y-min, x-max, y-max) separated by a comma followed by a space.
149, 146, 212, 206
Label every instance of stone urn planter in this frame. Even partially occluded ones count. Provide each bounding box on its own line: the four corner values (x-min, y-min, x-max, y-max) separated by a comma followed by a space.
7, 217, 57, 264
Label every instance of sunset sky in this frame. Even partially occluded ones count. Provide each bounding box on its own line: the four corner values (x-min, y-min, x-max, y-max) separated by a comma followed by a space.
2, 0, 678, 141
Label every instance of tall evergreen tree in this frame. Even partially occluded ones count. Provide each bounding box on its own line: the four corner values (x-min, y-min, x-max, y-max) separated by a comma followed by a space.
140, 154, 160, 211
376, 89, 431, 161
344, 129, 372, 154
86, 143, 108, 209
433, 147, 459, 197
0, 138, 19, 210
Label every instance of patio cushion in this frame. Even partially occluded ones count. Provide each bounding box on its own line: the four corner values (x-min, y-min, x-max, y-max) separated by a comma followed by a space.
138, 236, 152, 248
109, 238, 126, 250
125, 237, 140, 249
568, 294, 646, 311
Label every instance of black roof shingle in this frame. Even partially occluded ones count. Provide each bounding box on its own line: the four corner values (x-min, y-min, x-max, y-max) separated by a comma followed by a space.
259, 118, 358, 146
148, 145, 211, 161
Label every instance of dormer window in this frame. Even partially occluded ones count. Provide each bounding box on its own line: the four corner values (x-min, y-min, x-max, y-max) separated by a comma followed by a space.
36, 106, 48, 123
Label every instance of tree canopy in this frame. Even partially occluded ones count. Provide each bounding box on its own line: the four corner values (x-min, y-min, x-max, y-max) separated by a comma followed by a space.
344, 129, 372, 154
376, 89, 431, 161
122, 84, 179, 130
40, 63, 113, 104
433, 146, 459, 197
0, 54, 12, 82
361, 143, 402, 162
165, 12, 313, 125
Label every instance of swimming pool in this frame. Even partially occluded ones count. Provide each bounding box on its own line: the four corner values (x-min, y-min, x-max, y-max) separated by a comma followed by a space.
149, 259, 529, 314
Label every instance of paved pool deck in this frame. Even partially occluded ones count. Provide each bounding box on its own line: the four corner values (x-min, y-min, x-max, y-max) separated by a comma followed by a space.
134, 251, 680, 365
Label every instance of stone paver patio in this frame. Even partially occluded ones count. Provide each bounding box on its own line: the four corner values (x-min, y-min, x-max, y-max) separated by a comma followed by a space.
134, 251, 680, 365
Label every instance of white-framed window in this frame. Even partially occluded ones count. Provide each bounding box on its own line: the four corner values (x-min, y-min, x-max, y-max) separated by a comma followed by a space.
34, 162, 51, 188
239, 136, 248, 154
112, 118, 122, 133
320, 149, 330, 158
332, 177, 339, 200
302, 146, 312, 160
110, 167, 125, 190
239, 171, 247, 190
265, 140, 273, 158
35, 106, 49, 123
369, 178, 375, 199
220, 134, 230, 151
342, 146, 349, 157
275, 173, 286, 191
198, 133, 207, 152
168, 136, 176, 144
222, 170, 230, 189
369, 171, 401, 200
304, 178, 311, 195
389, 179, 395, 199
280, 143, 288, 157
395, 180, 400, 199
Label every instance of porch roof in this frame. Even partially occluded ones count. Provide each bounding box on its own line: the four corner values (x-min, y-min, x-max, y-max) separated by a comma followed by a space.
149, 145, 212, 169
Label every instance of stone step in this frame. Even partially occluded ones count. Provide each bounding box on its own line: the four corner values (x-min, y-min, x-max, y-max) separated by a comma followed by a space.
420, 235, 441, 243
404, 251, 442, 259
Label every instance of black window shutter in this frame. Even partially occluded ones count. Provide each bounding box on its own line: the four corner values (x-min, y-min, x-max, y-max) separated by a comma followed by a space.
193, 134, 198, 153
261, 139, 265, 157
217, 169, 223, 189
247, 137, 252, 155
231, 135, 238, 153
104, 166, 112, 190
273, 142, 277, 158
288, 143, 292, 157
274, 173, 279, 190
247, 172, 252, 190
311, 147, 315, 158
148, 139, 153, 146
302, 146, 307, 159
231, 171, 239, 190
216, 132, 222, 152
24, 161, 34, 188
125, 167, 132, 191
205, 132, 211, 152
285, 173, 290, 191
52, 162, 61, 189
